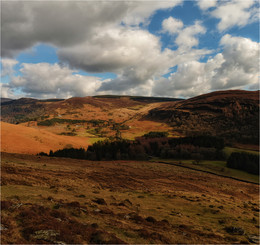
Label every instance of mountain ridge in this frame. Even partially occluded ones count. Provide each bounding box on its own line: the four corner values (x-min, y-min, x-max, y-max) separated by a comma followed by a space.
1, 89, 259, 149
146, 90, 259, 144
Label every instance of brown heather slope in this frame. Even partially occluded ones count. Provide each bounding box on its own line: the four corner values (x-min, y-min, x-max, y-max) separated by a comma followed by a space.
1, 153, 259, 244
0, 122, 89, 154
0, 95, 179, 124
146, 90, 259, 144
1, 96, 175, 143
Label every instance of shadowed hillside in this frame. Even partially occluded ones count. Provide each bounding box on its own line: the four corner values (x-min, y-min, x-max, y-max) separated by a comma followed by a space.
146, 90, 259, 145
1, 98, 14, 104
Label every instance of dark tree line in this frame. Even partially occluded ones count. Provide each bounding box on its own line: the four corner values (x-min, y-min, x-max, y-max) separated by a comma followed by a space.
49, 148, 86, 159
39, 139, 147, 161
227, 152, 259, 175
86, 140, 146, 160
38, 118, 87, 126
143, 131, 169, 138
39, 134, 226, 161
168, 135, 224, 150
136, 135, 225, 160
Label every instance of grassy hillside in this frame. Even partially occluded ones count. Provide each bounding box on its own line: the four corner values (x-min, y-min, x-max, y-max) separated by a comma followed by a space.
1, 122, 89, 154
223, 147, 259, 157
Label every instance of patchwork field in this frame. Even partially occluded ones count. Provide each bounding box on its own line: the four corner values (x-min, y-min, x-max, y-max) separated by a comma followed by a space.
1, 153, 259, 244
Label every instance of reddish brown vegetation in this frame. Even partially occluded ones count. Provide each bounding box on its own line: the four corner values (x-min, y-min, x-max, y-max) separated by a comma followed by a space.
2, 202, 124, 244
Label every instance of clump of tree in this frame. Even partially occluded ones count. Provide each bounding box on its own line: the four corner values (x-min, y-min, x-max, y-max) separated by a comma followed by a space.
159, 144, 224, 160
86, 139, 147, 161
88, 119, 106, 127
44, 139, 147, 161
227, 152, 259, 175
38, 118, 87, 126
112, 123, 130, 130
37, 152, 48, 156
41, 134, 226, 162
168, 135, 224, 150
137, 134, 225, 160
143, 131, 169, 138
38, 119, 55, 126
49, 148, 86, 159
59, 132, 77, 136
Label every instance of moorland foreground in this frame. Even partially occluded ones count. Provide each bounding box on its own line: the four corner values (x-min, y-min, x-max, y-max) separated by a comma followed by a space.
1, 152, 259, 244
1, 89, 259, 244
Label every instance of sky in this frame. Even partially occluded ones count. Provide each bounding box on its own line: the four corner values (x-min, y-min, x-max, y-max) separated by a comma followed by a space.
1, 0, 259, 99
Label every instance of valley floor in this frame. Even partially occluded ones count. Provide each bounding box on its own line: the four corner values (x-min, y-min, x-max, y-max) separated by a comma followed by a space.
1, 152, 259, 244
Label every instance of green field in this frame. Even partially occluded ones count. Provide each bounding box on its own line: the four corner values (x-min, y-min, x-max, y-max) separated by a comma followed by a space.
152, 159, 259, 184
223, 147, 259, 157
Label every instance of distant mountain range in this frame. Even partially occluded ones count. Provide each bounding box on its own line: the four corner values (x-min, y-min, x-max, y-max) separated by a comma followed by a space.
1, 90, 259, 146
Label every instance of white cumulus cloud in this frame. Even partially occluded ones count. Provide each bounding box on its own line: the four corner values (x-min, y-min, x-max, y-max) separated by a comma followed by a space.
153, 35, 259, 98
1, 1, 258, 99
58, 27, 170, 73
161, 17, 206, 51
197, 0, 217, 10
162, 17, 184, 34
211, 34, 259, 90
10, 63, 103, 99
1, 58, 18, 77
121, 0, 183, 26
175, 21, 206, 50
1, 1, 182, 57
211, 0, 257, 31
0, 82, 16, 98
